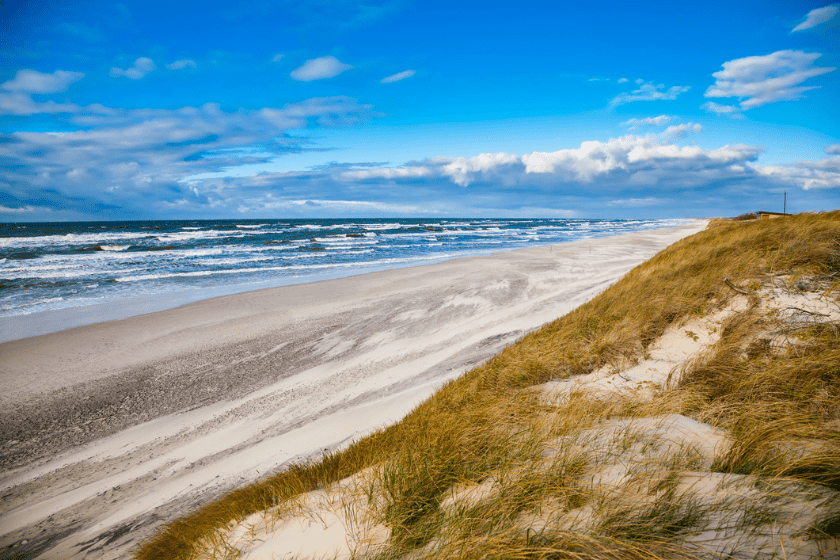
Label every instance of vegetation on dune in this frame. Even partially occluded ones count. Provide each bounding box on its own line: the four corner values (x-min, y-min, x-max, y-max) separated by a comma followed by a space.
135, 211, 840, 560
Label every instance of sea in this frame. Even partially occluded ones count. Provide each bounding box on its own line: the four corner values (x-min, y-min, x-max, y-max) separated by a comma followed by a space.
0, 218, 689, 339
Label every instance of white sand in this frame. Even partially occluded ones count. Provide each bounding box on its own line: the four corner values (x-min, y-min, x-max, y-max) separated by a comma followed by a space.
0, 221, 708, 559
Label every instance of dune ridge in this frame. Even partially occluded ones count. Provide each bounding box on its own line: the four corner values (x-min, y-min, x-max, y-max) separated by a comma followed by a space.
145, 212, 840, 560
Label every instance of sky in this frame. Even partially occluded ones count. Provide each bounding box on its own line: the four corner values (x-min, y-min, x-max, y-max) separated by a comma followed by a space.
0, 0, 839, 221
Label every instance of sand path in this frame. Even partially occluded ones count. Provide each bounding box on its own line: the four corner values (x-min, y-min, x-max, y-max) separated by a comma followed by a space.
0, 222, 706, 559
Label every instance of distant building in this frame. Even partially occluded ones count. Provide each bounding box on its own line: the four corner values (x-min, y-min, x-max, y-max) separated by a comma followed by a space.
757, 211, 789, 220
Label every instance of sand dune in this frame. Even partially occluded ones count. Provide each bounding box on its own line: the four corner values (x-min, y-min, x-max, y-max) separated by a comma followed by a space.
0, 222, 706, 559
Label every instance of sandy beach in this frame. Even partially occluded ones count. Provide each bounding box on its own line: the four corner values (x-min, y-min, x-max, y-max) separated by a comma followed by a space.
0, 221, 707, 560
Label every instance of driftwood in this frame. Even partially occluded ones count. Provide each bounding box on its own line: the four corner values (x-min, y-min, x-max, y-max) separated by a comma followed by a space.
724, 277, 749, 295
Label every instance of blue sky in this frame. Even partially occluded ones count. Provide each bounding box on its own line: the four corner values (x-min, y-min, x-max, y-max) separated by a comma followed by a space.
1, 0, 838, 220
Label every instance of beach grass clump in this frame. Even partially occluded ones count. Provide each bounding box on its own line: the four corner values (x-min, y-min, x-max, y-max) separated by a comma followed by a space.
135, 211, 840, 560
681, 298, 840, 490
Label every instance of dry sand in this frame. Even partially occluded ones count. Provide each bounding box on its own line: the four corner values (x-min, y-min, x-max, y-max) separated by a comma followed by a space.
0, 221, 707, 559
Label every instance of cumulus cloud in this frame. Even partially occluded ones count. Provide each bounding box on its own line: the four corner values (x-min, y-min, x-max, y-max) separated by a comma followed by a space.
381, 70, 415, 83
272, 54, 284, 62
617, 78, 629, 83
623, 115, 672, 131
792, 5, 839, 32
758, 155, 840, 190
704, 50, 835, 110
341, 134, 765, 191
520, 136, 758, 187
290, 56, 352, 81
166, 59, 197, 70
110, 57, 156, 79
827, 144, 840, 155
610, 81, 690, 106
2, 69, 84, 93
437, 153, 520, 186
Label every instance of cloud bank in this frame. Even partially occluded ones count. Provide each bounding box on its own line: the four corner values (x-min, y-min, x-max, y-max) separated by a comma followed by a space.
0, 91, 377, 218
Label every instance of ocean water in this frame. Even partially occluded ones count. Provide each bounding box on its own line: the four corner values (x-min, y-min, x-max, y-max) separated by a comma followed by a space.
0, 218, 688, 321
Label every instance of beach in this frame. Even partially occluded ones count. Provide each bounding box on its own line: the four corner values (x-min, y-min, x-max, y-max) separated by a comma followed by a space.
0, 221, 707, 560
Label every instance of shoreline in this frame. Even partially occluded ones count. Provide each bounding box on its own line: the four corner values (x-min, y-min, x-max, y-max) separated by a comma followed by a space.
0, 221, 707, 560
0, 252, 476, 344
0, 219, 702, 344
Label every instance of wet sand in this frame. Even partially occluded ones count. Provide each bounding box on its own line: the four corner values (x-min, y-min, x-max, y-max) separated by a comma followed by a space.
0, 221, 707, 559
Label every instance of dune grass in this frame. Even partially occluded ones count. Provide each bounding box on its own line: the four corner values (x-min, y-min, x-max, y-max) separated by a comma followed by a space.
134, 211, 840, 559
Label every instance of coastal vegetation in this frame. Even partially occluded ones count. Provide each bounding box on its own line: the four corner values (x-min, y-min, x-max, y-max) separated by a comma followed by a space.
135, 211, 840, 559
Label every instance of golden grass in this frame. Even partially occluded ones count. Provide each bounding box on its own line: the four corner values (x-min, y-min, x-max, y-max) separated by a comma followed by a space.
134, 211, 840, 560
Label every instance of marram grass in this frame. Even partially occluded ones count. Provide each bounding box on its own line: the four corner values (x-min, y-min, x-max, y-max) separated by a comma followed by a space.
135, 211, 840, 559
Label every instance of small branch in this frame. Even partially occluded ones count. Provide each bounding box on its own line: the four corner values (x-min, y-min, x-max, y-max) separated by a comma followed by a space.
724, 278, 749, 295
783, 306, 830, 317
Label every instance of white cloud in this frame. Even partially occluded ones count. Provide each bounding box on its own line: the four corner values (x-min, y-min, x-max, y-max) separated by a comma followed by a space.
110, 57, 156, 79
2, 69, 84, 93
342, 166, 431, 180
610, 81, 690, 106
758, 156, 840, 190
704, 50, 835, 110
342, 153, 520, 186
381, 69, 415, 83
0, 93, 79, 115
701, 101, 743, 117
0, 69, 90, 115
519, 136, 761, 188
290, 56, 352, 81
623, 115, 672, 131
272, 54, 284, 62
166, 59, 197, 70
438, 153, 519, 186
618, 78, 629, 83
261, 96, 378, 127
660, 123, 702, 141
827, 144, 840, 155
792, 5, 839, 32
